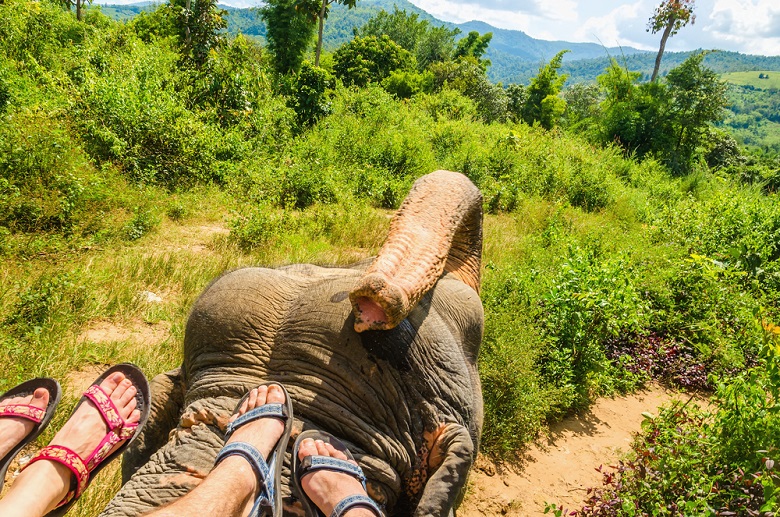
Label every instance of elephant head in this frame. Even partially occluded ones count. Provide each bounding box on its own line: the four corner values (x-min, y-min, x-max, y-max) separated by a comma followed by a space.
101, 170, 484, 516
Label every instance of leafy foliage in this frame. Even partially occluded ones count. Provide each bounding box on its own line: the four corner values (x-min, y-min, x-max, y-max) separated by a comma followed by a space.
597, 53, 727, 175
333, 34, 414, 87
521, 50, 569, 130
356, 7, 459, 70
259, 0, 317, 74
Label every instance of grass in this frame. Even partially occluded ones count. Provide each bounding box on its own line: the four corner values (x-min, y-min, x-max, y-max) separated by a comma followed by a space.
722, 71, 780, 90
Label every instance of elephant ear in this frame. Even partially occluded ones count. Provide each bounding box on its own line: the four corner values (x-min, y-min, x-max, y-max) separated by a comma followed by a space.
350, 170, 483, 332
122, 367, 186, 482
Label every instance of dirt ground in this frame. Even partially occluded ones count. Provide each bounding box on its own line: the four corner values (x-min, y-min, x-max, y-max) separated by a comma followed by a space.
459, 385, 688, 516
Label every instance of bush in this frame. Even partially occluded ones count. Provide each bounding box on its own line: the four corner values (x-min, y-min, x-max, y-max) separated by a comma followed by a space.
286, 61, 334, 127
381, 69, 433, 99
124, 206, 160, 241
539, 246, 650, 408
333, 35, 415, 88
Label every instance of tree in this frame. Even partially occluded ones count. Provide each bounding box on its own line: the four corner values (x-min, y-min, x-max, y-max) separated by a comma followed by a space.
170, 0, 227, 66
521, 50, 569, 129
506, 83, 526, 123
664, 51, 727, 173
453, 30, 492, 68
561, 83, 601, 128
647, 0, 696, 82
429, 56, 507, 123
356, 8, 460, 70
259, 0, 317, 74
333, 35, 414, 88
53, 0, 91, 21
296, 0, 359, 67
596, 53, 726, 175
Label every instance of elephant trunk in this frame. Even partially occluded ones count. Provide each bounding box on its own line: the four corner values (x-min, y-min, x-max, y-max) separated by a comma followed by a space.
350, 170, 483, 332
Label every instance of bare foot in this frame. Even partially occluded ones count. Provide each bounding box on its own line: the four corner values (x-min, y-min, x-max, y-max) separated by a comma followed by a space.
0, 388, 50, 459
298, 439, 377, 517
136, 385, 289, 517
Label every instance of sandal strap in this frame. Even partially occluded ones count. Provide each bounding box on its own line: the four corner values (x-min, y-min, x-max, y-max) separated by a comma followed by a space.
216, 442, 274, 517
84, 384, 125, 431
0, 403, 45, 423
225, 403, 288, 440
298, 455, 367, 487
81, 384, 138, 471
25, 445, 89, 507
331, 494, 384, 517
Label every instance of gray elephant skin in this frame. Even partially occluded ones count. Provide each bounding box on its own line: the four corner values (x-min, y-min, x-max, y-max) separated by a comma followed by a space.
101, 170, 485, 517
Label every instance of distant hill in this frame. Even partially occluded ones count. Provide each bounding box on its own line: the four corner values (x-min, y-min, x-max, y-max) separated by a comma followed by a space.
97, 0, 780, 84
722, 70, 780, 90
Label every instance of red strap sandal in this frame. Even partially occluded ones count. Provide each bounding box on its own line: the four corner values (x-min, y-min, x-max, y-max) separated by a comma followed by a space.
0, 378, 61, 493
23, 364, 150, 517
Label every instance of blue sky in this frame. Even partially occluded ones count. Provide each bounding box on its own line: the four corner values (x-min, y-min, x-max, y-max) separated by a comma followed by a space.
406, 0, 780, 55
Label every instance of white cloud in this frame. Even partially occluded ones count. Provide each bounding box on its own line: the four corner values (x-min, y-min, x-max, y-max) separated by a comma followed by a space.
705, 0, 780, 54
573, 1, 653, 49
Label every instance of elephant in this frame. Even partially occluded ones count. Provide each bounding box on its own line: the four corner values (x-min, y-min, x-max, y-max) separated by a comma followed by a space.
100, 170, 485, 517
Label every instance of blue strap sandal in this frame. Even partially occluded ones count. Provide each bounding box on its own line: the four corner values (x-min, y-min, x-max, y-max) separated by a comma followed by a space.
214, 382, 293, 517
293, 430, 384, 517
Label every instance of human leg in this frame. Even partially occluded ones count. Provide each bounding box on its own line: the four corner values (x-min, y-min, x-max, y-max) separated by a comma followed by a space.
0, 369, 143, 517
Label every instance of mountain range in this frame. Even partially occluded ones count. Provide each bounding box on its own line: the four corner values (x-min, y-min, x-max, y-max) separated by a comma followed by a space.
98, 0, 780, 84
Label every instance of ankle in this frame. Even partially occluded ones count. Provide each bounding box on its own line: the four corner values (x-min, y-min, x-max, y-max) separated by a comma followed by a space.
343, 508, 378, 517
2, 459, 71, 514
210, 456, 259, 501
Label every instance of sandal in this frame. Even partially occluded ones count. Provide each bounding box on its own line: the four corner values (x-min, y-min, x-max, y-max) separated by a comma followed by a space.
0, 378, 61, 492
292, 430, 384, 517
213, 382, 293, 517
24, 364, 150, 517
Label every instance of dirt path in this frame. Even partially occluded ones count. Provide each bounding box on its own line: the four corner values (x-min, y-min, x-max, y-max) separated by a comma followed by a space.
460, 385, 688, 516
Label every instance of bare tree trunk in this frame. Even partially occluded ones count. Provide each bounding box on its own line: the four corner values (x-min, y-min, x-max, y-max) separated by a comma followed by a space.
76, 0, 82, 21
315, 0, 328, 67
185, 0, 192, 47
651, 16, 676, 82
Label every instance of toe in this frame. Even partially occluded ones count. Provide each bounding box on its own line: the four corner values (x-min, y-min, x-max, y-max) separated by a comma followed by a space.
324, 443, 350, 462
315, 439, 329, 457
119, 384, 136, 406
111, 378, 132, 402
247, 387, 259, 411
298, 438, 319, 461
266, 384, 285, 404
127, 409, 141, 425
118, 387, 137, 419
31, 388, 50, 409
99, 372, 125, 395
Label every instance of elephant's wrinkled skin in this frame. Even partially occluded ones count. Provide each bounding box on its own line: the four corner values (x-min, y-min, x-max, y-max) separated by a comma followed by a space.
101, 170, 484, 516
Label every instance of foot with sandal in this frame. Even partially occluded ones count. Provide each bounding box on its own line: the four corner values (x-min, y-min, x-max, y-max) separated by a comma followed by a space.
146, 382, 382, 517
0, 364, 150, 517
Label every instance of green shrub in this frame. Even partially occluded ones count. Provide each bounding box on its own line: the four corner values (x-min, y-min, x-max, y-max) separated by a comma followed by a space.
540, 246, 649, 408
5, 273, 86, 333
285, 61, 334, 127
333, 35, 415, 88
124, 206, 160, 241
382, 69, 433, 99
